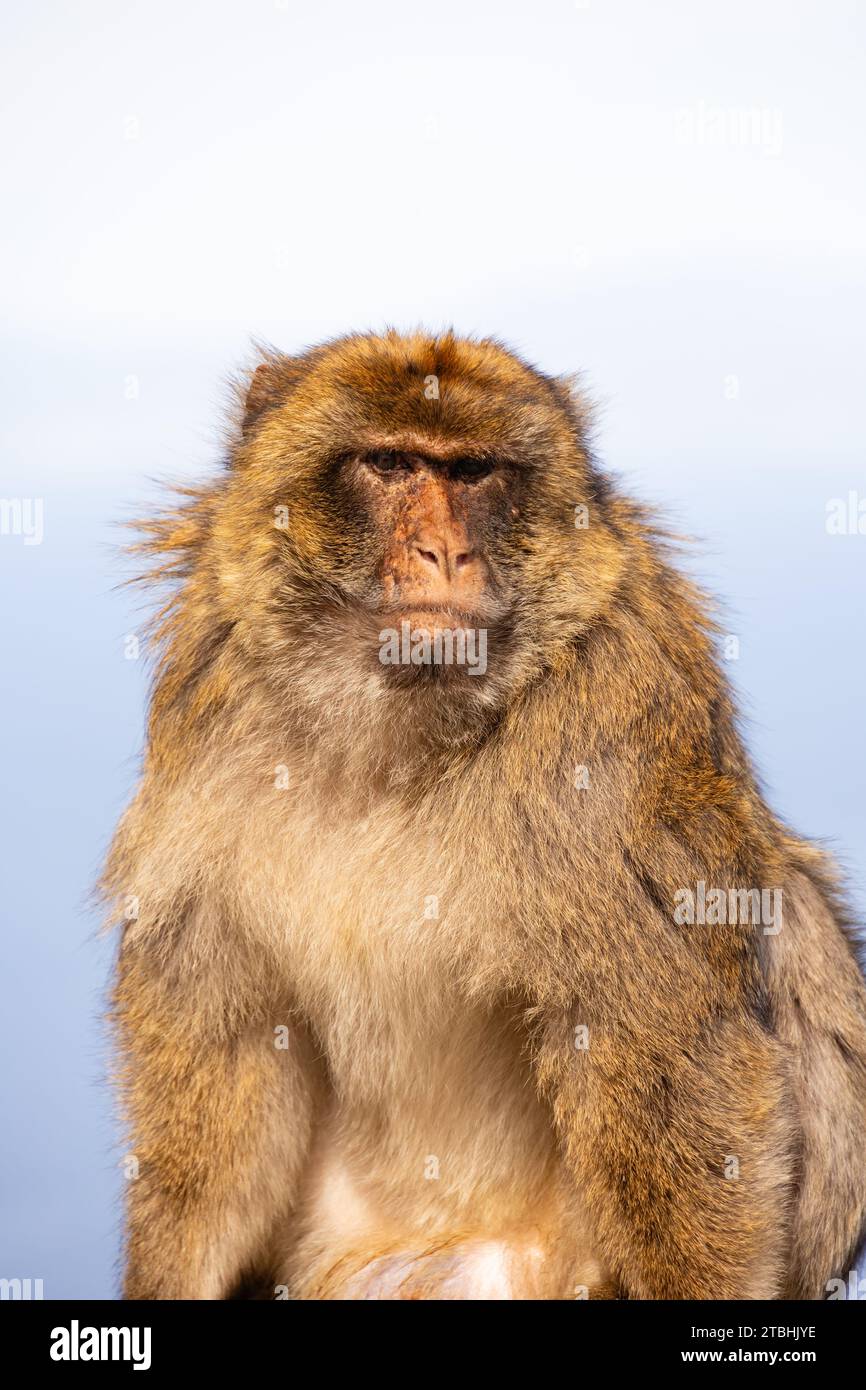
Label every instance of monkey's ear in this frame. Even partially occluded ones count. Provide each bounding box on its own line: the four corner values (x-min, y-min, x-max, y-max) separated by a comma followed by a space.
239, 352, 310, 434
244, 363, 283, 424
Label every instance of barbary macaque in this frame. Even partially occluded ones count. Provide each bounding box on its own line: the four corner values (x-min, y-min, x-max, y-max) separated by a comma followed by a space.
104, 330, 866, 1299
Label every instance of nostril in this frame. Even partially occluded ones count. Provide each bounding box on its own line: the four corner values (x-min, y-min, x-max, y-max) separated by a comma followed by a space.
416, 546, 440, 569
454, 551, 474, 570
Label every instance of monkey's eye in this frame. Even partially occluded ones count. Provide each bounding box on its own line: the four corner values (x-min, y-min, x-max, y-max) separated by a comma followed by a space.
449, 457, 494, 483
364, 450, 410, 475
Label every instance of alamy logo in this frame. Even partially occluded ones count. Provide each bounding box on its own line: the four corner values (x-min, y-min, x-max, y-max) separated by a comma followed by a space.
50, 1320, 152, 1371
673, 880, 782, 935
826, 1270, 866, 1300
673, 102, 784, 157
0, 1277, 43, 1299
379, 620, 487, 675
826, 491, 866, 535
0, 497, 43, 545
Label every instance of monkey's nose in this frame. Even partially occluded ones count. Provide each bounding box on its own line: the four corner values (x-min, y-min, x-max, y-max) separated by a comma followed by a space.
414, 542, 442, 570
413, 536, 475, 579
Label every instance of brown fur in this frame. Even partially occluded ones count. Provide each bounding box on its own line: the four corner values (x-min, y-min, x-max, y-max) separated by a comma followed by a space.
104, 328, 866, 1300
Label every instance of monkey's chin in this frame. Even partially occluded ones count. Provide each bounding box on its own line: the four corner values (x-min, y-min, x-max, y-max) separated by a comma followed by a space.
375, 613, 494, 687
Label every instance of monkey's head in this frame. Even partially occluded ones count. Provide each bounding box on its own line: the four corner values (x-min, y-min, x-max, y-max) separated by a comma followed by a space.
155, 331, 628, 756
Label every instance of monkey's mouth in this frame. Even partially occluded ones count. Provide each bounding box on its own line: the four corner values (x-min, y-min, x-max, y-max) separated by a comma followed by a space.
369, 601, 510, 684
389, 607, 483, 634
374, 600, 508, 632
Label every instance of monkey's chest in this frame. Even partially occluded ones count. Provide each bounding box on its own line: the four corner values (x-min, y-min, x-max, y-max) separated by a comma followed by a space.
271, 818, 540, 1173
263, 821, 604, 1297
272, 810, 498, 1025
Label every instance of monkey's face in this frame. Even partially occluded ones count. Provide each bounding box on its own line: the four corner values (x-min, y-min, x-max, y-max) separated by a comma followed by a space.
326, 445, 521, 691
230, 332, 625, 736
348, 449, 508, 618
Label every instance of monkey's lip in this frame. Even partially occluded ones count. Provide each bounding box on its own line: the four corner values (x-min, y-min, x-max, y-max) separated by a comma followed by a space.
378, 604, 493, 632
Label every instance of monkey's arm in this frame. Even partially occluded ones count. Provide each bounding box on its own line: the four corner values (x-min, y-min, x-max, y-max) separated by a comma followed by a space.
534, 988, 793, 1299
517, 801, 795, 1301
115, 943, 318, 1300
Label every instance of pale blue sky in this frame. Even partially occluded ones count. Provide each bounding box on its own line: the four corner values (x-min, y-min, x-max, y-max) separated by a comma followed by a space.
1, 0, 864, 1296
